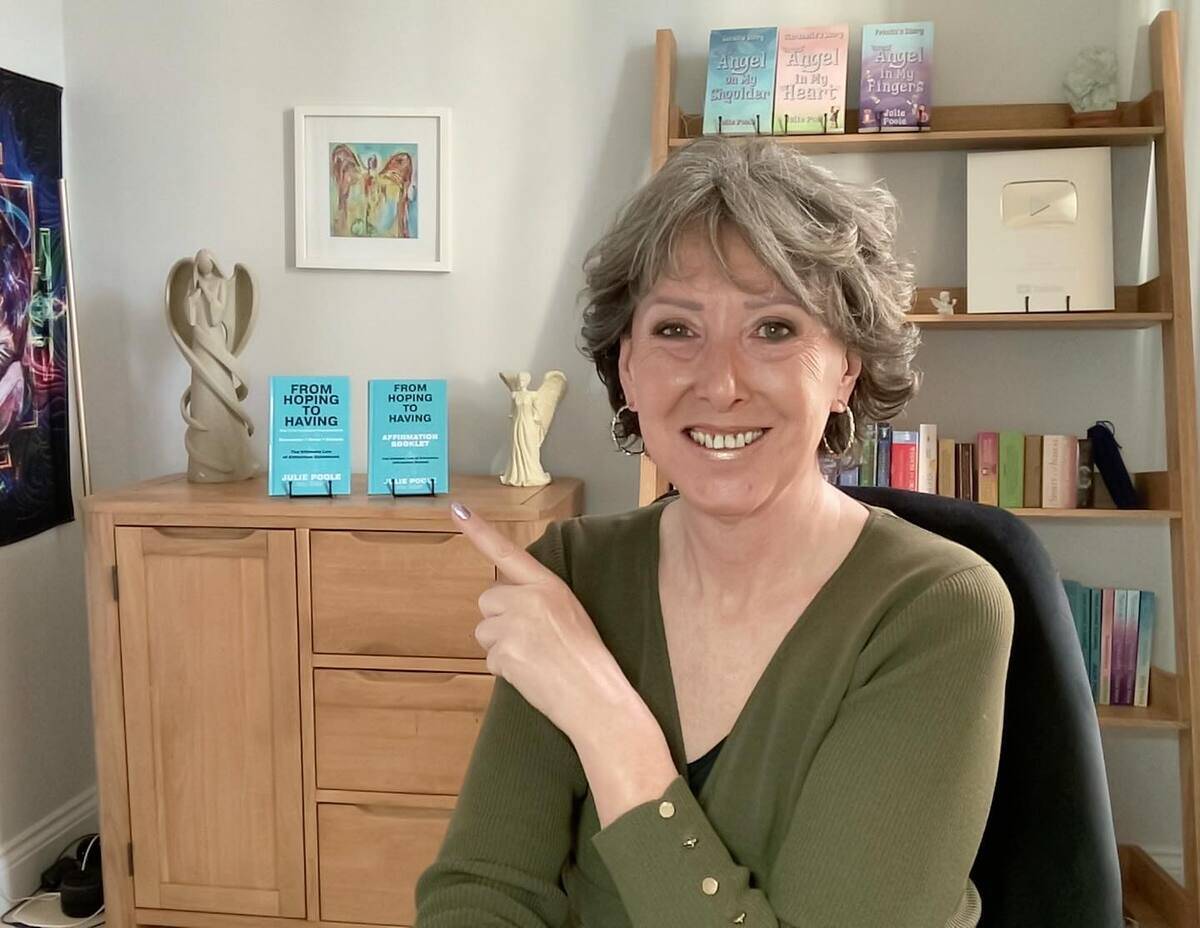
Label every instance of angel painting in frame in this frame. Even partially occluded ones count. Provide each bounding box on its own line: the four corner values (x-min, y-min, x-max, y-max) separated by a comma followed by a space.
498, 370, 567, 487
329, 142, 417, 238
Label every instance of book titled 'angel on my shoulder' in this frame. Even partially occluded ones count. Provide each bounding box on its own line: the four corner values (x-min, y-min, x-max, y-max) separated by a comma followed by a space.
702, 27, 778, 136
268, 375, 351, 496
367, 379, 449, 496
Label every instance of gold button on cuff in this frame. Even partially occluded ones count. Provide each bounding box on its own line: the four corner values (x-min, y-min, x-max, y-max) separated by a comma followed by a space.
658, 800, 675, 818
701, 876, 719, 895
682, 836, 698, 848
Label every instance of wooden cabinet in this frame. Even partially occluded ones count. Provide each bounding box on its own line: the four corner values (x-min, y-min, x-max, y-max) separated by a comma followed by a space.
83, 473, 583, 928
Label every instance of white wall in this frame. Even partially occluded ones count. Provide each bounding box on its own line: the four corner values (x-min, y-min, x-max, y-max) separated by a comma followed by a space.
0, 0, 99, 908
50, 0, 1192, 885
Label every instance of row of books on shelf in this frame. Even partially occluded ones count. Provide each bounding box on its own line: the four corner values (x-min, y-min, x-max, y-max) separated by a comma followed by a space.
823, 423, 1098, 509
1062, 580, 1156, 708
704, 21, 932, 136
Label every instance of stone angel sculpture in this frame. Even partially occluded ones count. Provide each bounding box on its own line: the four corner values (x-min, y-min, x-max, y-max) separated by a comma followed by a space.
498, 370, 567, 487
165, 249, 259, 483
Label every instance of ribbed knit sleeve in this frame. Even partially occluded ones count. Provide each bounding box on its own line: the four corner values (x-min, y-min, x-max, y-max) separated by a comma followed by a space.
589, 562, 1014, 928
412, 522, 587, 927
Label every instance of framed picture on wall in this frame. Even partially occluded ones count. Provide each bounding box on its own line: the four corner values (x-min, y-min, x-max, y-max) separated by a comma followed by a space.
293, 105, 451, 272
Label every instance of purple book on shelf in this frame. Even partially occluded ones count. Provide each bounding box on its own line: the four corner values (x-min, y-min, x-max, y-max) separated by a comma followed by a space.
858, 21, 933, 133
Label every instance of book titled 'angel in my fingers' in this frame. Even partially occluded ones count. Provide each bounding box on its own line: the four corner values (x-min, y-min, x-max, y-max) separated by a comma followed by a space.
367, 379, 449, 495
858, 21, 933, 133
268, 375, 351, 496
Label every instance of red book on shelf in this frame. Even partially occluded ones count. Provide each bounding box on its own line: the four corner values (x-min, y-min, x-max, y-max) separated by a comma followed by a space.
889, 430, 919, 490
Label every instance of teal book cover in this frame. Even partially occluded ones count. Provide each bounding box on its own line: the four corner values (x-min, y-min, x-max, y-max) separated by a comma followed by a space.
702, 27, 778, 135
1089, 587, 1101, 700
268, 376, 351, 496
368, 379, 449, 495
1134, 590, 1155, 707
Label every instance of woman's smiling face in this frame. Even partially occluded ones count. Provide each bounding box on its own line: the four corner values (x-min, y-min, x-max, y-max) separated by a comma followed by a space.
618, 223, 861, 514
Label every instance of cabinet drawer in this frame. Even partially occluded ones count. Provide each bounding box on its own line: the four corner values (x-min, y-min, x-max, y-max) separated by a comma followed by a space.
318, 801, 452, 926
311, 529, 495, 656
315, 669, 494, 794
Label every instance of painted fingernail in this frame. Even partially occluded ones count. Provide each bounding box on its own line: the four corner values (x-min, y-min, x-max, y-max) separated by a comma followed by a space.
451, 501, 471, 520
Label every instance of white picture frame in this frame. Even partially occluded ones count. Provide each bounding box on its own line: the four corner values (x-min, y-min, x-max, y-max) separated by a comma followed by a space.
293, 105, 451, 272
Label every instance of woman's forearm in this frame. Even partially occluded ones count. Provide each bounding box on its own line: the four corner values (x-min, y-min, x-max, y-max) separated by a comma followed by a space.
572, 695, 679, 830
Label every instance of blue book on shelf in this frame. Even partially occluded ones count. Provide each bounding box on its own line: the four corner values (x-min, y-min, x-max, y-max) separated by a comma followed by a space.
367, 379, 449, 495
702, 27, 779, 135
268, 375, 351, 496
1134, 590, 1155, 707
1062, 580, 1088, 664
1088, 587, 1101, 700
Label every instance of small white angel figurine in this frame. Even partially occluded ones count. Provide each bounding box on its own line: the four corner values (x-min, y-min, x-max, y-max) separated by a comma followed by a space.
930, 290, 958, 315
498, 370, 567, 486
165, 249, 258, 482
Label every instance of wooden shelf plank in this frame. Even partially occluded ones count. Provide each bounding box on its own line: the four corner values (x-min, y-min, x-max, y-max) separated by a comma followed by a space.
669, 101, 1162, 154
1008, 507, 1182, 521
908, 312, 1170, 331
1099, 667, 1186, 730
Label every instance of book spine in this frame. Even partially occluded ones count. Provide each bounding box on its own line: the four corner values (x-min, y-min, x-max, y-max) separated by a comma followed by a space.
1042, 435, 1078, 508
937, 438, 955, 496
1077, 437, 1095, 508
1113, 590, 1128, 705
876, 423, 892, 487
1099, 588, 1114, 705
1134, 590, 1155, 707
859, 423, 877, 486
998, 431, 1024, 508
1089, 587, 1101, 700
918, 424, 938, 492
890, 432, 918, 490
977, 431, 999, 505
1024, 434, 1043, 508
1123, 590, 1140, 705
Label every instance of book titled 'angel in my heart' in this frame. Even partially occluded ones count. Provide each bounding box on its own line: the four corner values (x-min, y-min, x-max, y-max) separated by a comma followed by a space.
773, 25, 850, 134
858, 21, 933, 133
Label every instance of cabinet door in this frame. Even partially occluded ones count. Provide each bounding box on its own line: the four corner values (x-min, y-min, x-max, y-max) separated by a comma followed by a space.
115, 527, 305, 917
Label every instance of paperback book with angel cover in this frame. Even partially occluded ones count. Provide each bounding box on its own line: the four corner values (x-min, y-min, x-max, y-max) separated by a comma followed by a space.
857, 21, 933, 133
367, 379, 449, 495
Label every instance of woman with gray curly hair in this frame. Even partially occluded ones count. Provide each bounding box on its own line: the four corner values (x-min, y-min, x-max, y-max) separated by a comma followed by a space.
416, 137, 1014, 928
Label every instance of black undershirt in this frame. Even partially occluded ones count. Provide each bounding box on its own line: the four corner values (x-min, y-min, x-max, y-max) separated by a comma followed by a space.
685, 734, 728, 794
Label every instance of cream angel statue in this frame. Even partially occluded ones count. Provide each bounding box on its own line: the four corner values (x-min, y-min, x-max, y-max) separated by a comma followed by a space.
165, 249, 259, 482
498, 370, 567, 486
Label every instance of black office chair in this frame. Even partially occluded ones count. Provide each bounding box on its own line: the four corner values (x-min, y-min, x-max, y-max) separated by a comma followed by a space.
653, 484, 1126, 927
840, 485, 1125, 928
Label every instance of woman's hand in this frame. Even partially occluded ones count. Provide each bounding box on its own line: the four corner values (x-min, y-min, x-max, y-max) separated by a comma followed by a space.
451, 499, 682, 827
450, 501, 642, 749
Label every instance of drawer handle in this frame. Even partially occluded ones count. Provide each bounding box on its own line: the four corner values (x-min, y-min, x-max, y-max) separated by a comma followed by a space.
152, 527, 257, 540
347, 531, 458, 545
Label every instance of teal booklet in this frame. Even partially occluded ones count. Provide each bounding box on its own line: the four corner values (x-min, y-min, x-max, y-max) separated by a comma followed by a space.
268, 375, 351, 496
367, 379, 449, 495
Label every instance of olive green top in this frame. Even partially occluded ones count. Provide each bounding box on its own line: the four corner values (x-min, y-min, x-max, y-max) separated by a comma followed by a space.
414, 496, 1014, 927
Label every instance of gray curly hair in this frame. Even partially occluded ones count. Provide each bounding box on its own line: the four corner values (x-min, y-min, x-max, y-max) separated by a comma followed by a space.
577, 136, 922, 462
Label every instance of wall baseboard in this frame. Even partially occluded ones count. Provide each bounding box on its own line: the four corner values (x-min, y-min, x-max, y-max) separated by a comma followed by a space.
0, 787, 99, 910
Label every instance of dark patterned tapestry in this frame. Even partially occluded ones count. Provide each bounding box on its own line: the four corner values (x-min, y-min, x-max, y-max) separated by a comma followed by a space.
0, 68, 72, 545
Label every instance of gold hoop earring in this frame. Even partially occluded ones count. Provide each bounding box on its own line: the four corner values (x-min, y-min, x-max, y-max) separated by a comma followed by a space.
821, 402, 856, 458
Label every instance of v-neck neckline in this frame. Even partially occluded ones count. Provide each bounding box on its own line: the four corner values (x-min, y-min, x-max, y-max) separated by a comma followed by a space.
646, 495, 883, 802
